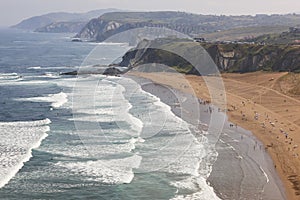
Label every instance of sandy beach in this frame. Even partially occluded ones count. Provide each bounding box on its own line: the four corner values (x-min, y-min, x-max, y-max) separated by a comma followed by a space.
129, 71, 300, 200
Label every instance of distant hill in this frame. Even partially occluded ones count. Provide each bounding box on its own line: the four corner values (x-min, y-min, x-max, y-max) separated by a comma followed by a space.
12, 8, 122, 32
76, 12, 300, 42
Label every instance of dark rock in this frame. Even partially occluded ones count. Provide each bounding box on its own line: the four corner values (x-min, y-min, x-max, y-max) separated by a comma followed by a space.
60, 71, 78, 75
103, 67, 122, 76
71, 38, 82, 42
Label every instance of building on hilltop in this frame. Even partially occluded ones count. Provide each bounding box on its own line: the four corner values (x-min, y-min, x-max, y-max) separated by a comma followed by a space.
194, 37, 206, 42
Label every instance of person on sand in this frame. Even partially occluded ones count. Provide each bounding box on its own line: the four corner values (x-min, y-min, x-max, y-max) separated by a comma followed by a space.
254, 112, 259, 120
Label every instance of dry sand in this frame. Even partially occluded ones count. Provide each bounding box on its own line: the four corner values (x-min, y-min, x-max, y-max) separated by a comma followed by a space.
130, 71, 300, 200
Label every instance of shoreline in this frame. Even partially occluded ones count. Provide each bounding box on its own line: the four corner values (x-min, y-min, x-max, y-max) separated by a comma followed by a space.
127, 73, 286, 199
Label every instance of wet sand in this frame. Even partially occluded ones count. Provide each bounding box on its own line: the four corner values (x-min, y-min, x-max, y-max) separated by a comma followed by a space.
128, 73, 286, 199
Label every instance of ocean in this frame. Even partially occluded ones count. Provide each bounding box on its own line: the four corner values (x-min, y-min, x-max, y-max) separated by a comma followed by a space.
0, 28, 285, 199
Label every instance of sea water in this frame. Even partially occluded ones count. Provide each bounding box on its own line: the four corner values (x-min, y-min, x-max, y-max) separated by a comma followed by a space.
0, 28, 220, 199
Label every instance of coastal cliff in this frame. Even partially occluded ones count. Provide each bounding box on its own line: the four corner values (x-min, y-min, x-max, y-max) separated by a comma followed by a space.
119, 39, 300, 73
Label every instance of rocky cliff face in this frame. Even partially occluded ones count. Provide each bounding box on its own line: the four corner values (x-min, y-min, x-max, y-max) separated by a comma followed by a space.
119, 39, 300, 73
203, 43, 300, 72
75, 19, 110, 40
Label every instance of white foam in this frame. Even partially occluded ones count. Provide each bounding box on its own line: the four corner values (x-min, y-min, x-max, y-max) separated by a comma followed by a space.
170, 177, 221, 200
0, 73, 18, 76
95, 42, 130, 46
130, 137, 145, 144
71, 77, 143, 138
40, 66, 71, 70
111, 84, 144, 136
15, 92, 68, 108
43, 73, 60, 79
50, 92, 68, 108
56, 154, 142, 184
61, 76, 145, 181
0, 80, 48, 86
27, 66, 41, 70
0, 118, 51, 188
260, 166, 270, 183
0, 73, 21, 81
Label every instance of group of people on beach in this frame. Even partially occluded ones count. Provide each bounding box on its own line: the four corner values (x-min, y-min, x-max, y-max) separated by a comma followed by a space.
227, 97, 300, 158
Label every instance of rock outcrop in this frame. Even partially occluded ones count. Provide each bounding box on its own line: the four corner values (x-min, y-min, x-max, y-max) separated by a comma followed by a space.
103, 67, 122, 76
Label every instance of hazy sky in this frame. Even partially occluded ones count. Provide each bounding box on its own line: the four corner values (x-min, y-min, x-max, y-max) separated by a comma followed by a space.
1, 0, 299, 26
